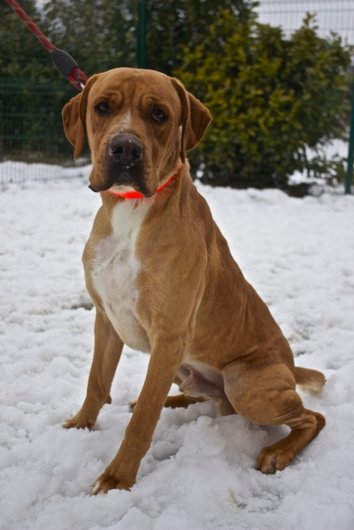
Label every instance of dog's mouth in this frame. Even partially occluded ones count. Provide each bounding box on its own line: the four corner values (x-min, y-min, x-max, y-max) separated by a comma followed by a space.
89, 172, 152, 197
89, 133, 153, 196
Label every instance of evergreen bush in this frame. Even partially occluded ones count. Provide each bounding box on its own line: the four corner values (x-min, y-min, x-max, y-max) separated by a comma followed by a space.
175, 11, 353, 189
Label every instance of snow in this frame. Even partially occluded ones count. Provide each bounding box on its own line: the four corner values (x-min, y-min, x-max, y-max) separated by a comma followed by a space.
1, 168, 354, 529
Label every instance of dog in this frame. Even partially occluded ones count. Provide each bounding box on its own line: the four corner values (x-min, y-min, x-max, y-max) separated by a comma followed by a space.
61, 68, 325, 493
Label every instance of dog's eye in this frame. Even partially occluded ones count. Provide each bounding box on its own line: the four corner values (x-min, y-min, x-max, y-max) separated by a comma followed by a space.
95, 101, 111, 116
151, 107, 167, 123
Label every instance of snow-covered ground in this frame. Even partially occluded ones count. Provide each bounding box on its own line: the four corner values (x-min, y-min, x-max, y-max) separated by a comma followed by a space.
0, 168, 354, 530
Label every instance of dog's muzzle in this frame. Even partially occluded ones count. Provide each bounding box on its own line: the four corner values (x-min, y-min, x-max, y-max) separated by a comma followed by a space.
108, 133, 143, 169
106, 133, 144, 184
92, 132, 152, 196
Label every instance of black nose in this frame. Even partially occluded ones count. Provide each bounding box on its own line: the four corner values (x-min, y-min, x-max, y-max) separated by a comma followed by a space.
108, 133, 143, 168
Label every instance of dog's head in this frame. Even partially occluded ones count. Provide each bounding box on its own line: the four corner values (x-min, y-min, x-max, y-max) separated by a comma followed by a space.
62, 68, 211, 195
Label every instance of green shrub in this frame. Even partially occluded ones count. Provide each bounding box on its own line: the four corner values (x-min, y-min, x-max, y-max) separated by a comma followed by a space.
175, 11, 353, 188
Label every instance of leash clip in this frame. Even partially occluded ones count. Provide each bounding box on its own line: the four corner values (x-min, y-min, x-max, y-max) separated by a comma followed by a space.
51, 48, 87, 90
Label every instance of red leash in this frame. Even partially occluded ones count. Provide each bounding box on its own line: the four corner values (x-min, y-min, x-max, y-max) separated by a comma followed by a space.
5, 0, 87, 90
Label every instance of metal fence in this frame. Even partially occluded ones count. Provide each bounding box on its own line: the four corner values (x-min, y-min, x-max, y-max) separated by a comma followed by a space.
1, 79, 74, 154
0, 77, 76, 184
1, 0, 354, 186
256, 0, 354, 45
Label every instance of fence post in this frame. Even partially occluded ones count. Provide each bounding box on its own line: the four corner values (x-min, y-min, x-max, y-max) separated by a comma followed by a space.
345, 68, 354, 194
137, 0, 147, 68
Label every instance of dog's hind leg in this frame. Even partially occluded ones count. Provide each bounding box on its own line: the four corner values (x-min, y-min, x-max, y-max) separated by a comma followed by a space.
222, 362, 325, 473
130, 394, 205, 411
255, 407, 325, 473
63, 308, 124, 430
164, 394, 205, 408
164, 394, 235, 415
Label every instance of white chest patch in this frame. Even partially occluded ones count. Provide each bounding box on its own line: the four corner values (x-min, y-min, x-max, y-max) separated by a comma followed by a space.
92, 199, 153, 352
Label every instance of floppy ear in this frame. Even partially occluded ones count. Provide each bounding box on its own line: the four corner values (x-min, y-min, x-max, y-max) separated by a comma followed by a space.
62, 92, 84, 158
171, 78, 212, 162
61, 75, 98, 159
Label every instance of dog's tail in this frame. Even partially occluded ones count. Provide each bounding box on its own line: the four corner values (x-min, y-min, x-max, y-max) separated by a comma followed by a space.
294, 366, 326, 393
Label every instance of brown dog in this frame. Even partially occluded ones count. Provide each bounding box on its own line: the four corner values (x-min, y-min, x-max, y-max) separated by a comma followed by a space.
62, 68, 325, 493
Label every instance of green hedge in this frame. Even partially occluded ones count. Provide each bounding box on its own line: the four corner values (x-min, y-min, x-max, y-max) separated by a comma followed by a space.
175, 11, 353, 188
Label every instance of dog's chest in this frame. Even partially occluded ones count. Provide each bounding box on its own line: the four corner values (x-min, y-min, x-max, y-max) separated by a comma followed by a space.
91, 200, 152, 352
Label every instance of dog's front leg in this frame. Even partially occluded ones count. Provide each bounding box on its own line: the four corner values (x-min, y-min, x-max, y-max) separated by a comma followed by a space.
92, 334, 184, 493
64, 307, 124, 430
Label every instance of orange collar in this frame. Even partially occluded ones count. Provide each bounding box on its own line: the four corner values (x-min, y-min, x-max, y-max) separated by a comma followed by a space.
109, 173, 176, 199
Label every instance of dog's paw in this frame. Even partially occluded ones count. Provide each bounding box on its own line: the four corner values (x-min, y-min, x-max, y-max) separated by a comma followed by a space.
255, 446, 294, 474
62, 410, 96, 430
91, 469, 134, 494
62, 399, 103, 430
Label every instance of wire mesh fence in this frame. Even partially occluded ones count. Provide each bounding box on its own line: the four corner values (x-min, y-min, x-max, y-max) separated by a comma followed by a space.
1, 81, 69, 156
0, 77, 77, 184
256, 0, 354, 45
0, 160, 91, 186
